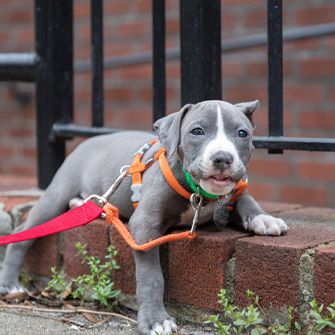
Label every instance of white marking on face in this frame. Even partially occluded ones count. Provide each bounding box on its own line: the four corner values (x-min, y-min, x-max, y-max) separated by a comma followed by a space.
201, 105, 240, 173
198, 105, 241, 195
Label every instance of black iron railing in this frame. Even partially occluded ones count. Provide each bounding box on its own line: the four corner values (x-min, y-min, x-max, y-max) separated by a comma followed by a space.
0, 0, 335, 189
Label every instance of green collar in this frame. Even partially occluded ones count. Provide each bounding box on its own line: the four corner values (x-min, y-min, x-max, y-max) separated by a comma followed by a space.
183, 169, 222, 200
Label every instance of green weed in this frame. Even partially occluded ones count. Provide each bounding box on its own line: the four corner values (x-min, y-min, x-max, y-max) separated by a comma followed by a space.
46, 242, 120, 306
206, 289, 335, 335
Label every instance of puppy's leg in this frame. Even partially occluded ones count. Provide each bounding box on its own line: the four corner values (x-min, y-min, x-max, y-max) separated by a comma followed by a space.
130, 211, 177, 335
0, 183, 78, 294
235, 193, 288, 236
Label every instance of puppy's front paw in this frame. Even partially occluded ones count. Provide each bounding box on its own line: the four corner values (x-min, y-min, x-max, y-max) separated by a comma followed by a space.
138, 306, 177, 335
245, 214, 288, 236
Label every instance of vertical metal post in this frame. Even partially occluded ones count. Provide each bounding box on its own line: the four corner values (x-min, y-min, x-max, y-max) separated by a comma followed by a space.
180, 0, 222, 106
267, 0, 283, 153
91, 0, 104, 127
35, 0, 74, 189
152, 0, 166, 122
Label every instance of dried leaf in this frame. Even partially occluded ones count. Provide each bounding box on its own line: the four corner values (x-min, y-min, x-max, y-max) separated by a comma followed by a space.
40, 290, 50, 298
59, 289, 71, 300
63, 302, 75, 310
83, 312, 99, 324
4, 291, 28, 301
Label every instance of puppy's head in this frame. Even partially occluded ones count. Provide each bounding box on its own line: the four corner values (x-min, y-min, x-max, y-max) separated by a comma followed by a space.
153, 100, 259, 196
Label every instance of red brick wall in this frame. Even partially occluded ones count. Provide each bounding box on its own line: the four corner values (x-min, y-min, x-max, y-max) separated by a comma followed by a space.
0, 0, 334, 207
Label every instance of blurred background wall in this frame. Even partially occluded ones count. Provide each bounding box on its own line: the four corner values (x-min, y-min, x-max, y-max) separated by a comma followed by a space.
0, 0, 334, 207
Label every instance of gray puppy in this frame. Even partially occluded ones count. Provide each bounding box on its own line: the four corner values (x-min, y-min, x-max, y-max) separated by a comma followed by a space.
0, 100, 287, 335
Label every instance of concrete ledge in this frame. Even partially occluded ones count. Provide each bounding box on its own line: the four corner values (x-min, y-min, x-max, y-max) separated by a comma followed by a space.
0, 188, 335, 323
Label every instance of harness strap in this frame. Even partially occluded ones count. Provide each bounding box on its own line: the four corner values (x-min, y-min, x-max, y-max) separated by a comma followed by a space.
226, 179, 248, 211
128, 139, 158, 208
158, 149, 191, 200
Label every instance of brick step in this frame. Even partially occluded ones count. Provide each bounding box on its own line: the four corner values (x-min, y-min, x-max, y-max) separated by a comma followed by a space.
0, 194, 334, 322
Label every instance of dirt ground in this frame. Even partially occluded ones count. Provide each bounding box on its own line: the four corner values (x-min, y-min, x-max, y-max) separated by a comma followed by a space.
0, 307, 214, 335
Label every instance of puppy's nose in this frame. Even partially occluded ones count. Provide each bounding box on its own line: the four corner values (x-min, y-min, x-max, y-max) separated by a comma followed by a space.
211, 151, 234, 169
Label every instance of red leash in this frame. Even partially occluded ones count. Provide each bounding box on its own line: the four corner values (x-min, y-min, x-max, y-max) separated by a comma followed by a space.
0, 201, 102, 246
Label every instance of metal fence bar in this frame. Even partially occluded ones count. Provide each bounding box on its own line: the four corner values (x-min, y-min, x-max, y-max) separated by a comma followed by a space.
223, 22, 335, 51
180, 0, 221, 105
253, 136, 335, 152
152, 0, 166, 122
35, 0, 74, 189
74, 22, 335, 73
51, 123, 121, 139
267, 0, 283, 154
0, 53, 38, 82
51, 125, 335, 152
0, 22, 332, 82
91, 0, 104, 127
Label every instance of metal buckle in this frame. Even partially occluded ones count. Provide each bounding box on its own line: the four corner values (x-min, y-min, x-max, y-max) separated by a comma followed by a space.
130, 183, 142, 203
120, 165, 130, 175
134, 142, 153, 157
85, 194, 107, 208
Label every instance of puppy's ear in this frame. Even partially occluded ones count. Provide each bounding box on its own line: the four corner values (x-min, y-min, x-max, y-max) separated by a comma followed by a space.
234, 100, 259, 126
153, 103, 193, 156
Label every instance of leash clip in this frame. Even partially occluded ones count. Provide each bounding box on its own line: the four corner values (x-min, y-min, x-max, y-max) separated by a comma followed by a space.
190, 190, 203, 234
84, 169, 129, 209
102, 169, 129, 200
217, 193, 229, 206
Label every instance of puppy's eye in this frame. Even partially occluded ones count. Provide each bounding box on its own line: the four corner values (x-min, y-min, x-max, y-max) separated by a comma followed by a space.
191, 128, 205, 135
238, 130, 248, 138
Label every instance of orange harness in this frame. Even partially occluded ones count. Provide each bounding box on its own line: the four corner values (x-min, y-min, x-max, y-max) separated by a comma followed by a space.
102, 140, 248, 251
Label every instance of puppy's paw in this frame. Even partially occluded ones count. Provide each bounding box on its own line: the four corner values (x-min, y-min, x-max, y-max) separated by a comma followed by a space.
138, 307, 177, 335
0, 282, 27, 295
69, 197, 84, 209
150, 319, 177, 335
245, 214, 288, 236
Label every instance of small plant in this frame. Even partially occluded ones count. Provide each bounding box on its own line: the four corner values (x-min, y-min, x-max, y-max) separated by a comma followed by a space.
206, 289, 267, 335
46, 242, 120, 306
306, 300, 335, 335
46, 267, 71, 299
206, 289, 335, 335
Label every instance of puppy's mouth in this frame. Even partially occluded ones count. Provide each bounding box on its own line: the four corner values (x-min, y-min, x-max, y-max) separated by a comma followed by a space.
199, 173, 236, 195
206, 173, 233, 186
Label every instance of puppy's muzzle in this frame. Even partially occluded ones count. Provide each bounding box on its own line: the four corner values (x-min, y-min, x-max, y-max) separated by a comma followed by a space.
211, 151, 234, 170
